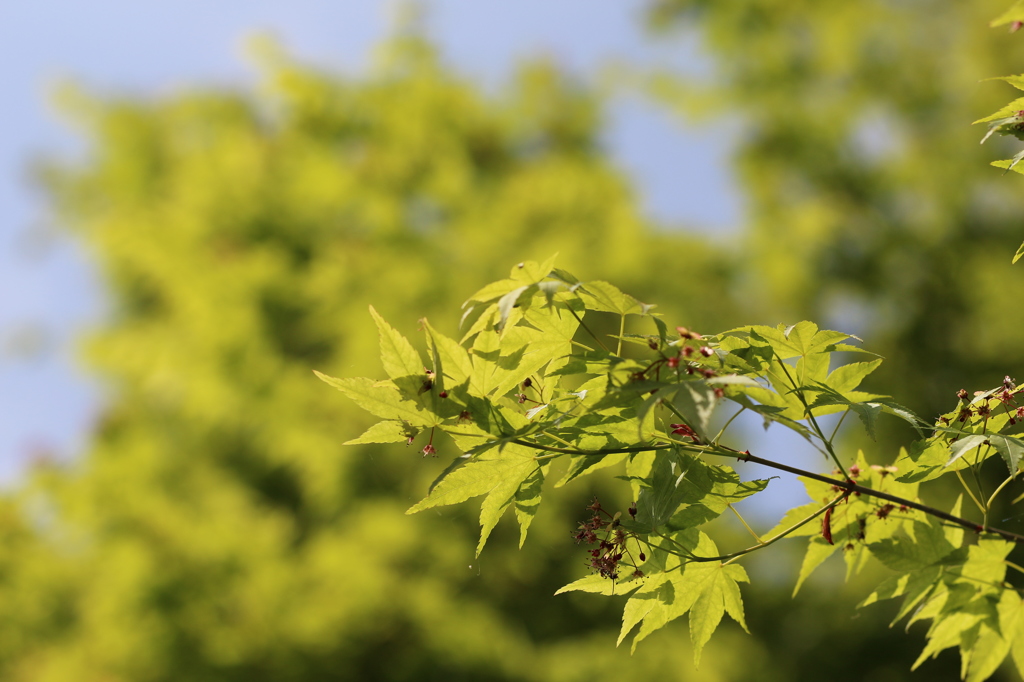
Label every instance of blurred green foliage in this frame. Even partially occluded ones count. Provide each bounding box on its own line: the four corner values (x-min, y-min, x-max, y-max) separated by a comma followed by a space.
645, 0, 1024, 424
6, 30, 741, 682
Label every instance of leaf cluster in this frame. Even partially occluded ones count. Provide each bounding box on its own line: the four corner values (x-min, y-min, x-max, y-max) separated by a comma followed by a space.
324, 259, 1024, 678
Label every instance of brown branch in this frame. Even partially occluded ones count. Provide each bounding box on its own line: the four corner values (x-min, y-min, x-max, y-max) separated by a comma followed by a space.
728, 449, 1024, 545
511, 438, 1024, 545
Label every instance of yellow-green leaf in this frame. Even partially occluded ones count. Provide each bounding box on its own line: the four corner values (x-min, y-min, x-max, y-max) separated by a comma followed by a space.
991, 1, 1024, 28
315, 372, 437, 427
369, 306, 424, 381
689, 572, 726, 667
407, 447, 536, 514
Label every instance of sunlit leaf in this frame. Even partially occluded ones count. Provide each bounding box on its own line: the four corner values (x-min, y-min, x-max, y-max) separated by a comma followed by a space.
315, 372, 438, 427
369, 306, 424, 381
407, 446, 537, 515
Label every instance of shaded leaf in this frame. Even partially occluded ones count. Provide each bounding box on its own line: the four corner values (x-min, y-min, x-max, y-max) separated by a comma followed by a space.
868, 520, 955, 573
987, 433, 1024, 473
424, 321, 474, 387
344, 420, 415, 445
514, 464, 548, 548
555, 573, 642, 597
671, 381, 719, 443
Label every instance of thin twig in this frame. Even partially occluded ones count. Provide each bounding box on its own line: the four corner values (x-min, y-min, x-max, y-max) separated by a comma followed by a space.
510, 437, 1024, 545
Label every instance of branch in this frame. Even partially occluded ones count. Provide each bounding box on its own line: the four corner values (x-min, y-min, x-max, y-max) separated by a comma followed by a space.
511, 438, 1024, 545
682, 492, 847, 563
724, 448, 1024, 545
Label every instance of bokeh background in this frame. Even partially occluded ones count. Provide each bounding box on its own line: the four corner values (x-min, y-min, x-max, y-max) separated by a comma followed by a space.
3, 0, 1024, 680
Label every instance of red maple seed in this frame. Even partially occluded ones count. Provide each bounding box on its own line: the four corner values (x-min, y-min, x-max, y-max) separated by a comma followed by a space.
822, 507, 834, 545
670, 423, 700, 443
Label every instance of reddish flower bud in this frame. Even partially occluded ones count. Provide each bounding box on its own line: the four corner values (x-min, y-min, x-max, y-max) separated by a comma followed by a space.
699, 346, 714, 357
438, 390, 448, 399
667, 356, 680, 369
421, 444, 437, 457
957, 389, 969, 401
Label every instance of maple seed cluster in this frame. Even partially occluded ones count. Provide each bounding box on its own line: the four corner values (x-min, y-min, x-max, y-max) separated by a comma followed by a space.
629, 327, 725, 398
516, 377, 540, 405
948, 377, 1024, 427
573, 498, 645, 580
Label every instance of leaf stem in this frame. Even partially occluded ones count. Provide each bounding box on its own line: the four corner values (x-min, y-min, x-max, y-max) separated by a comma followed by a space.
829, 408, 851, 442
689, 494, 847, 564
729, 504, 762, 543
776, 360, 850, 480
987, 473, 1018, 513
567, 306, 609, 352
712, 407, 746, 445
956, 469, 987, 515
616, 314, 625, 357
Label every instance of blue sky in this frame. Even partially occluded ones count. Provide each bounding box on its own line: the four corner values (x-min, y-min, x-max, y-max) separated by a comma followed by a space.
0, 1, 826, 513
